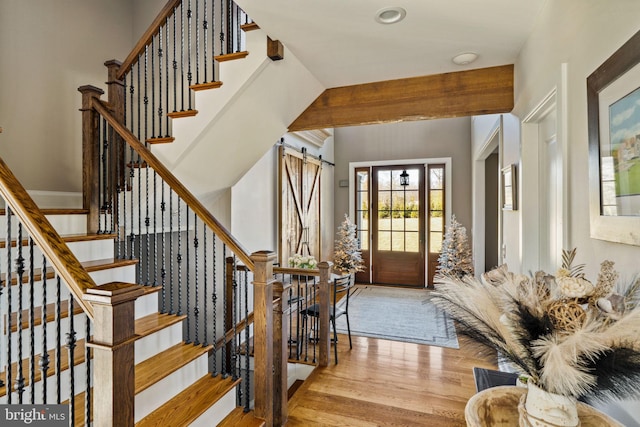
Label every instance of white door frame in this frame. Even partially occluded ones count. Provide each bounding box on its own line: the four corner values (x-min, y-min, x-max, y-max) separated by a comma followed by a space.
472, 117, 502, 275
520, 64, 569, 273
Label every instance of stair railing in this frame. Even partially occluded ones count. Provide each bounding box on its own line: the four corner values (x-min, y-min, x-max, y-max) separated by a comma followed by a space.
0, 156, 143, 426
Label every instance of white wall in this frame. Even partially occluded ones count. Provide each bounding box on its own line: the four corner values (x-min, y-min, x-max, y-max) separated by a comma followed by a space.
510, 0, 640, 278
334, 118, 473, 239
502, 1, 640, 423
0, 0, 133, 193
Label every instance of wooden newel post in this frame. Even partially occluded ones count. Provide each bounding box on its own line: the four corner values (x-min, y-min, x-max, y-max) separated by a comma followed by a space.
318, 261, 332, 367
78, 85, 104, 234
251, 251, 276, 427
83, 282, 144, 427
273, 280, 291, 426
105, 59, 126, 223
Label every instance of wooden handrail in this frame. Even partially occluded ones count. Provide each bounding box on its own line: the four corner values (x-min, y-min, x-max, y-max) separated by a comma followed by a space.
91, 98, 255, 270
0, 157, 96, 319
117, 0, 182, 80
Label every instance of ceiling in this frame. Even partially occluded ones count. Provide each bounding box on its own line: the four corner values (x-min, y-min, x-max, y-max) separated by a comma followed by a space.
236, 0, 547, 88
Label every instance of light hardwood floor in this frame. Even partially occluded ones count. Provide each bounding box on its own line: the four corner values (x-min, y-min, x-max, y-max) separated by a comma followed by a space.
287, 333, 497, 426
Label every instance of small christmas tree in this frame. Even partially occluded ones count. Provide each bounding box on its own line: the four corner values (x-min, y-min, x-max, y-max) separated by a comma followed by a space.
437, 214, 473, 279
333, 214, 365, 275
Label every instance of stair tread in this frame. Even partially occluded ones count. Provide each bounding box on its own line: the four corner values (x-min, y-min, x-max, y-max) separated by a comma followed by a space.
218, 407, 266, 427
135, 342, 212, 394
135, 312, 186, 339
0, 233, 117, 249
215, 51, 249, 62
2, 258, 139, 286
136, 375, 240, 427
0, 338, 89, 398
64, 388, 93, 427
0, 209, 89, 216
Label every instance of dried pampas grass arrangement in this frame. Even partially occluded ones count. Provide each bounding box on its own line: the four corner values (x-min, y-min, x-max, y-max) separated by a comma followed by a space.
431, 249, 640, 401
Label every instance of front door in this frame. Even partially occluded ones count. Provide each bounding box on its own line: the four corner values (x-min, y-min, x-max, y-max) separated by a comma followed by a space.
371, 166, 425, 286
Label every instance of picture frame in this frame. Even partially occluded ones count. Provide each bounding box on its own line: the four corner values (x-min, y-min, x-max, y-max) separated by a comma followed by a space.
502, 164, 517, 211
587, 29, 640, 246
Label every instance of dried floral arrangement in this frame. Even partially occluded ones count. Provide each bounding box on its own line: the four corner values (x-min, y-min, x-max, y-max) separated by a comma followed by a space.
431, 249, 640, 401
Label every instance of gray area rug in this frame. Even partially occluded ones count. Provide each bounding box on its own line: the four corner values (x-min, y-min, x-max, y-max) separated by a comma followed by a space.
334, 286, 459, 349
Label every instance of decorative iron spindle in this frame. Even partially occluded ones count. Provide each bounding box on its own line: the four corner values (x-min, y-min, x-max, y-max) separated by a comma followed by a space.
172, 9, 178, 113
185, 207, 191, 343
67, 294, 77, 427
243, 267, 250, 412
187, 0, 193, 109
177, 199, 182, 315
16, 223, 25, 403
203, 228, 208, 346
145, 165, 151, 285
101, 118, 109, 233
161, 182, 167, 312
165, 17, 170, 135
29, 238, 35, 404
151, 38, 156, 139
232, 255, 238, 381
180, 2, 185, 111
153, 170, 158, 287
169, 192, 174, 314
203, 0, 208, 83
221, 245, 227, 378
236, 2, 241, 52
40, 256, 49, 402
211, 0, 216, 81
193, 214, 200, 345
195, 0, 200, 85
158, 27, 164, 138
219, 0, 224, 55
55, 276, 61, 404
144, 46, 149, 144
85, 313, 91, 425
6, 208, 12, 402
212, 233, 218, 376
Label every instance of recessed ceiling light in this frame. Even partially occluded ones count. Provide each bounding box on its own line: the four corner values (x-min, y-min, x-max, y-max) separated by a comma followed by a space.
375, 7, 406, 24
452, 52, 479, 65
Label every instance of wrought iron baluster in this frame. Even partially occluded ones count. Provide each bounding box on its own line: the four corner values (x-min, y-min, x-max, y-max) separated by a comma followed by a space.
145, 164, 150, 286
85, 313, 91, 426
235, 1, 241, 52
177, 198, 183, 316
151, 37, 156, 139
187, 0, 193, 109
232, 255, 238, 381
203, 226, 208, 346
100, 119, 108, 233
185, 206, 191, 343
169, 192, 174, 314
226, 0, 232, 54
193, 214, 200, 345
40, 256, 49, 402
211, 233, 218, 377
144, 46, 149, 145
211, 0, 216, 81
195, 0, 200, 85
203, 0, 208, 83
158, 27, 164, 138
172, 9, 178, 113
221, 244, 227, 378
16, 223, 25, 403
153, 171, 158, 287
161, 182, 167, 312
0, 213, 4, 390
180, 1, 185, 111
55, 276, 61, 404
29, 238, 35, 404
165, 17, 170, 135
5, 208, 12, 400
219, 0, 224, 55
67, 294, 77, 427
243, 267, 250, 412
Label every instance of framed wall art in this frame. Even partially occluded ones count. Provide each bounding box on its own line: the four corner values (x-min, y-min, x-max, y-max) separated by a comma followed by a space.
588, 29, 640, 245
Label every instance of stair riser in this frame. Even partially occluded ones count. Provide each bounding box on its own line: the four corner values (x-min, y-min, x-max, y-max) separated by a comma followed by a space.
0, 215, 88, 238
190, 387, 237, 427
134, 353, 209, 423
8, 265, 137, 308
135, 291, 159, 319
4, 312, 89, 365
0, 239, 115, 272
135, 322, 183, 365
0, 360, 90, 405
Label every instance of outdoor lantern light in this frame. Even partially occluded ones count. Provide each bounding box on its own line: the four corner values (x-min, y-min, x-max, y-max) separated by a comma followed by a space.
399, 169, 409, 186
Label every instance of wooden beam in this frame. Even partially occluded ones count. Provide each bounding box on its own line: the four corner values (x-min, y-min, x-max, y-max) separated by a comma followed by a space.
288, 64, 514, 131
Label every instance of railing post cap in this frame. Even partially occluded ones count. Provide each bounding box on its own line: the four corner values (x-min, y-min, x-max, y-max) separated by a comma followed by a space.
104, 59, 123, 67
78, 85, 105, 96
251, 250, 277, 262
318, 261, 333, 269
84, 282, 144, 305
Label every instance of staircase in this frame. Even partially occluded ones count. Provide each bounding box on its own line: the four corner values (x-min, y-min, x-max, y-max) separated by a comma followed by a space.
0, 0, 336, 425
0, 206, 261, 426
